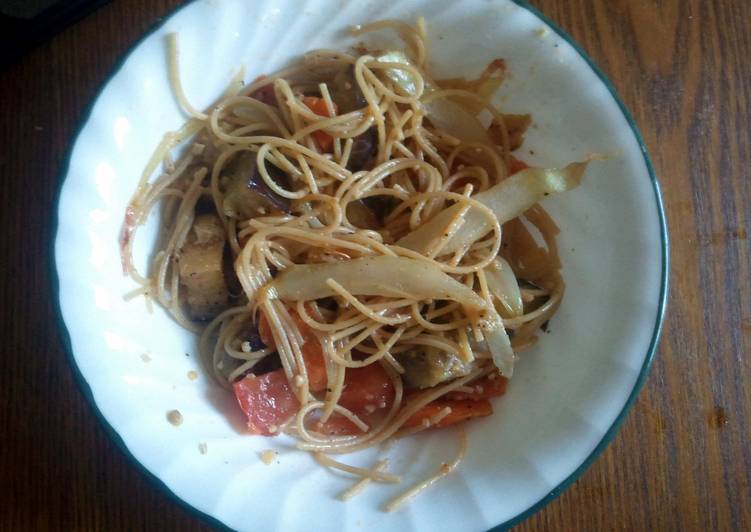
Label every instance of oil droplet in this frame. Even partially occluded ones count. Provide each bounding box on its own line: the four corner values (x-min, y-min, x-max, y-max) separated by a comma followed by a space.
706, 406, 728, 429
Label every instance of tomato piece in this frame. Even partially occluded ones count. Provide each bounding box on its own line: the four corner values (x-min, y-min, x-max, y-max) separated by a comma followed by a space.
258, 312, 274, 346
249, 76, 277, 106
302, 96, 337, 152
303, 95, 335, 117
290, 314, 327, 392
508, 155, 529, 175
257, 311, 327, 392
338, 363, 394, 412
318, 364, 395, 436
316, 416, 359, 435
312, 131, 334, 152
445, 375, 508, 401
233, 371, 298, 436
403, 399, 493, 430
237, 310, 393, 436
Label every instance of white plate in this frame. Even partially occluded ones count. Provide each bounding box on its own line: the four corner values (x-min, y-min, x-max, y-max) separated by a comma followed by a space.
53, 1, 668, 530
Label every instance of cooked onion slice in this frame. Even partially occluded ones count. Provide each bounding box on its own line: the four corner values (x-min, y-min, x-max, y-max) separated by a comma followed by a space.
485, 257, 523, 318
481, 315, 515, 377
267, 255, 487, 316
423, 97, 492, 145
397, 161, 589, 255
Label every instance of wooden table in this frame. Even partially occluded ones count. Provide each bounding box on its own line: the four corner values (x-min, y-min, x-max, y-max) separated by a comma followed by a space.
1, 0, 748, 530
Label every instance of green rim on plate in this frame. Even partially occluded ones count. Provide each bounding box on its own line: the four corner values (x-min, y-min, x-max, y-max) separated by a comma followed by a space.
50, 1, 668, 530
491, 2, 669, 529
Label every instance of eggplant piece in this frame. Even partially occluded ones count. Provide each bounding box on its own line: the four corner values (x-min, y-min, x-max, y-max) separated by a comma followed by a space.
347, 126, 377, 172
192, 131, 222, 167
242, 324, 267, 352
328, 67, 377, 172
221, 151, 291, 218
233, 353, 282, 382
222, 242, 243, 297
194, 195, 216, 214
249, 77, 278, 107
329, 66, 367, 113
362, 194, 397, 222
399, 347, 471, 389
345, 193, 398, 230
178, 214, 229, 320
230, 323, 281, 381
346, 199, 381, 229
247, 352, 282, 376
192, 213, 224, 244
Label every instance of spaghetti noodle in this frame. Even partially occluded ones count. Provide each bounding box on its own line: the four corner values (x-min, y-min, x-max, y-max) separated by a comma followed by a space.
120, 17, 591, 509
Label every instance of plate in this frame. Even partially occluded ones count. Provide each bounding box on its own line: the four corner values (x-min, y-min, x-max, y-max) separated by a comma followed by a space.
53, 0, 668, 530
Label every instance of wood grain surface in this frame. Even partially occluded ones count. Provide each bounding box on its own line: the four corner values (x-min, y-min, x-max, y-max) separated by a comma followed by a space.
0, 0, 748, 530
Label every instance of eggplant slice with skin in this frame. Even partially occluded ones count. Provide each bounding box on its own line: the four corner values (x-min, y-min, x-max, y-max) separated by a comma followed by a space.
221, 151, 291, 218
178, 214, 230, 320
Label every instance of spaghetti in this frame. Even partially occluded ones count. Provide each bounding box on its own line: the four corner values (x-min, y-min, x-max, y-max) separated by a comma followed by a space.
120, 18, 590, 509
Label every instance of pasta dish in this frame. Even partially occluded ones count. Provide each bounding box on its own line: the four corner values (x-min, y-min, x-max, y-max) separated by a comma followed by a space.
120, 18, 590, 509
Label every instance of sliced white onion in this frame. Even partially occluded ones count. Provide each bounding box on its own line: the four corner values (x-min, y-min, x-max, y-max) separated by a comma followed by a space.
397, 161, 590, 255
481, 313, 515, 377
485, 257, 523, 317
375, 51, 491, 146
422, 97, 492, 145
268, 255, 488, 316
375, 50, 422, 95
